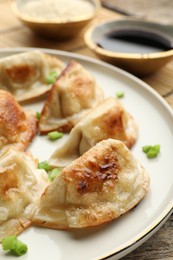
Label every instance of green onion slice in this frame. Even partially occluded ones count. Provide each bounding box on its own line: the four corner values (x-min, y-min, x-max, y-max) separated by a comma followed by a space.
142, 144, 160, 158
36, 111, 41, 120
47, 131, 63, 141
46, 71, 58, 84
116, 91, 124, 99
142, 145, 152, 153
38, 160, 50, 172
2, 236, 28, 256
49, 168, 62, 182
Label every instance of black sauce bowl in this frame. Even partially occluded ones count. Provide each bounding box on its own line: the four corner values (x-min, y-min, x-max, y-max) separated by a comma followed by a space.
85, 18, 173, 76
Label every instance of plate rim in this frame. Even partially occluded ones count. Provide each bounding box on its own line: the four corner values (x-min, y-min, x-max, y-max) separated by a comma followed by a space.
0, 47, 173, 260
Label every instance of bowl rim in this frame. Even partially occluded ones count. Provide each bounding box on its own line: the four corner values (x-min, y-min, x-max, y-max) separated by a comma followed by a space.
11, 0, 101, 25
85, 18, 173, 59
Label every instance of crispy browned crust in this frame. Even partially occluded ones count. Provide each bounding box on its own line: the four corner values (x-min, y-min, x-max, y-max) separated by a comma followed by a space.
20, 111, 37, 149
65, 145, 120, 194
33, 139, 150, 229
91, 98, 138, 149
49, 97, 139, 169
39, 121, 75, 135
0, 51, 65, 102
0, 90, 37, 152
39, 60, 104, 134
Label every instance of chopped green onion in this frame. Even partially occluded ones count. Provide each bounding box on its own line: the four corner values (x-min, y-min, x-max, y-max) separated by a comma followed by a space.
2, 236, 28, 256
11, 239, 28, 256
142, 145, 152, 153
2, 235, 16, 251
46, 71, 58, 84
142, 144, 160, 158
49, 71, 58, 77
46, 76, 56, 84
47, 131, 63, 141
38, 160, 50, 172
147, 145, 160, 158
116, 91, 124, 99
49, 168, 62, 182
36, 111, 41, 120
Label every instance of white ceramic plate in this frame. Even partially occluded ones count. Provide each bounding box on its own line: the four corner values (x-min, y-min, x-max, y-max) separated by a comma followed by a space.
0, 48, 173, 260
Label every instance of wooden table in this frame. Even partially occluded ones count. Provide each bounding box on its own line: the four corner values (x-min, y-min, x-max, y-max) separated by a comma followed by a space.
1, 1, 173, 259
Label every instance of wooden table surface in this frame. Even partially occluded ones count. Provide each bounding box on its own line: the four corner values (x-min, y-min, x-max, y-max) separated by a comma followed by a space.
0, 1, 173, 259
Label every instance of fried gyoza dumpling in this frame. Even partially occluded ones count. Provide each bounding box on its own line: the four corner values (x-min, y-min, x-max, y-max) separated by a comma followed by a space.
33, 139, 150, 229
49, 97, 138, 168
0, 51, 64, 102
0, 148, 49, 241
0, 90, 37, 153
38, 60, 104, 134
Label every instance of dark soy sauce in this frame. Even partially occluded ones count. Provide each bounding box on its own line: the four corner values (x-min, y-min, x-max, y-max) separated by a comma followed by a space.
97, 28, 173, 54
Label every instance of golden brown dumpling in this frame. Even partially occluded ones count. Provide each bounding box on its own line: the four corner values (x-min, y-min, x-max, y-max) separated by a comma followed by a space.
0, 51, 64, 102
33, 139, 150, 229
38, 60, 104, 134
49, 97, 138, 168
0, 148, 49, 241
0, 90, 37, 153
